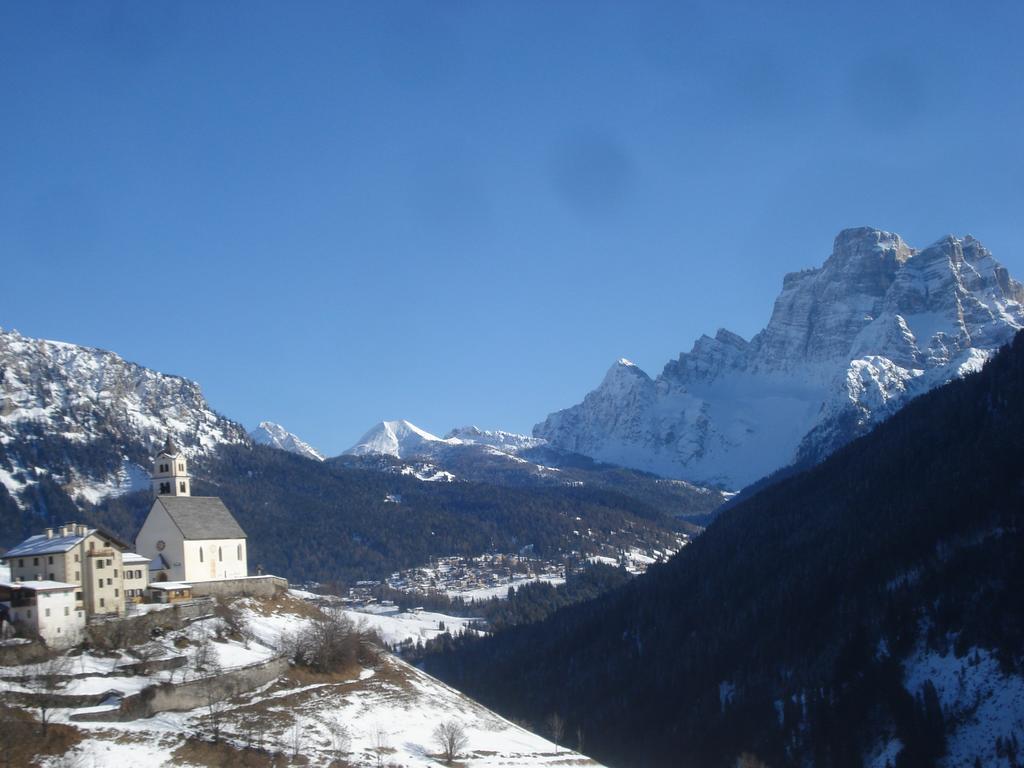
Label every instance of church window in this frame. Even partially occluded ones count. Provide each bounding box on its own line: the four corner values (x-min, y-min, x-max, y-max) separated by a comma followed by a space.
180, 481, 186, 492
178, 463, 184, 471
218, 547, 223, 562
33, 558, 38, 566
45, 608, 50, 617
48, 556, 53, 564
64, 607, 69, 616
237, 544, 242, 560
160, 482, 170, 494
199, 548, 204, 562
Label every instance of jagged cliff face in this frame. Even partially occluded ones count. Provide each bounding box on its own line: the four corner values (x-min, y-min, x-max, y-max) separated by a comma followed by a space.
534, 228, 1024, 489
0, 328, 248, 505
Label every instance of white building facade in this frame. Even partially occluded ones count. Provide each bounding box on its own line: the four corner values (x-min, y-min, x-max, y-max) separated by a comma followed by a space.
135, 438, 248, 583
0, 581, 85, 647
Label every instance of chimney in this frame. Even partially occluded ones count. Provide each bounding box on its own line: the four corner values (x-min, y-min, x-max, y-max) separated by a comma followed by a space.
45, 528, 54, 539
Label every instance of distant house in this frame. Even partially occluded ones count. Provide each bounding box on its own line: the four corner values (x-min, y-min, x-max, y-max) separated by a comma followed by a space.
0, 580, 84, 646
134, 437, 248, 583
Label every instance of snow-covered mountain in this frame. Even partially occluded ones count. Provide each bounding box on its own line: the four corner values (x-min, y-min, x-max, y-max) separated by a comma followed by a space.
534, 228, 1024, 489
249, 421, 324, 461
346, 421, 547, 461
445, 425, 547, 452
0, 326, 249, 506
345, 419, 458, 459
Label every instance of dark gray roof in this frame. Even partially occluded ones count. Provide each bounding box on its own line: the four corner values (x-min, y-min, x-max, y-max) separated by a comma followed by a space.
154, 497, 247, 540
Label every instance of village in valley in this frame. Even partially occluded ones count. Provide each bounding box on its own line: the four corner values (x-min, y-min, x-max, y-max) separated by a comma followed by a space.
0, 439, 600, 767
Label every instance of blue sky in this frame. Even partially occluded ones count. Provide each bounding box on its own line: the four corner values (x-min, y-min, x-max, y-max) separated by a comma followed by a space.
2, 1, 1023, 455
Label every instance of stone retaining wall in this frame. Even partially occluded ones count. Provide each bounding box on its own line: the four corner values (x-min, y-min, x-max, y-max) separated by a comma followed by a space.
188, 576, 289, 600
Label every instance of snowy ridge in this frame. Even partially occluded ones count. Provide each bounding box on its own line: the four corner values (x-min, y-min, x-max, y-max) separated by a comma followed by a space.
0, 327, 250, 505
445, 425, 548, 452
535, 228, 1024, 488
249, 420, 324, 461
345, 419, 460, 458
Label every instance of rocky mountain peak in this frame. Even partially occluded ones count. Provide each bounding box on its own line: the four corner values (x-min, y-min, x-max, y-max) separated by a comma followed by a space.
534, 228, 1024, 488
249, 421, 325, 461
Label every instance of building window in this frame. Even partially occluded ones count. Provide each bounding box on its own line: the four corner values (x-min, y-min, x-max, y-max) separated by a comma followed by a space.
74, 554, 79, 562
179, 481, 186, 493
48, 556, 53, 565
237, 544, 242, 560
74, 571, 79, 580
98, 579, 103, 589
64, 607, 69, 616
99, 598, 105, 607
218, 547, 223, 562
160, 482, 170, 494
106, 559, 111, 566
45, 608, 51, 617
18, 559, 23, 567
48, 573, 54, 581
114, 569, 118, 577
114, 589, 119, 597
75, 592, 82, 602
199, 548, 204, 563
97, 561, 104, 570
106, 578, 112, 586
33, 557, 38, 566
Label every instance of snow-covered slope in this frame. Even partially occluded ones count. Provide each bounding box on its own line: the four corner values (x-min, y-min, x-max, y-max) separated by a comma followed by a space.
14, 592, 600, 768
249, 421, 324, 461
345, 419, 459, 458
0, 327, 249, 505
535, 228, 1024, 489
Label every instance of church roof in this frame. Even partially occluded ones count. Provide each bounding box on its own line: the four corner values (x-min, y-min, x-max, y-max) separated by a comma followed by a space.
153, 496, 247, 541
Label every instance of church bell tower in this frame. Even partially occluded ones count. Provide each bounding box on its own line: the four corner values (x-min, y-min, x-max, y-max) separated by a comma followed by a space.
152, 435, 191, 497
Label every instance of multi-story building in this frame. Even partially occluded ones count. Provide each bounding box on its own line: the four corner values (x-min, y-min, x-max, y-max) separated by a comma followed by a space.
122, 552, 152, 603
1, 523, 141, 618
0, 580, 84, 647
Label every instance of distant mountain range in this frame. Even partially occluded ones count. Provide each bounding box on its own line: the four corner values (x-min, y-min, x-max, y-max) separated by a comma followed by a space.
0, 327, 721, 580
535, 228, 1024, 488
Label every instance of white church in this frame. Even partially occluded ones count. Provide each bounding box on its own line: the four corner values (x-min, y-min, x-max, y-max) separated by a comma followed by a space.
135, 437, 248, 583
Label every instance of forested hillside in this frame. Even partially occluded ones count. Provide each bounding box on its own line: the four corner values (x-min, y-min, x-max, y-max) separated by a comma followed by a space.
73, 444, 685, 584
424, 331, 1024, 768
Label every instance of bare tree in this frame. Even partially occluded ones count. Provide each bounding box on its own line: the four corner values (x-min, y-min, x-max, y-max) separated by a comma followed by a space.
433, 720, 469, 764
199, 659, 233, 742
26, 654, 71, 736
545, 713, 565, 754
288, 721, 304, 758
372, 724, 390, 768
327, 718, 351, 763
